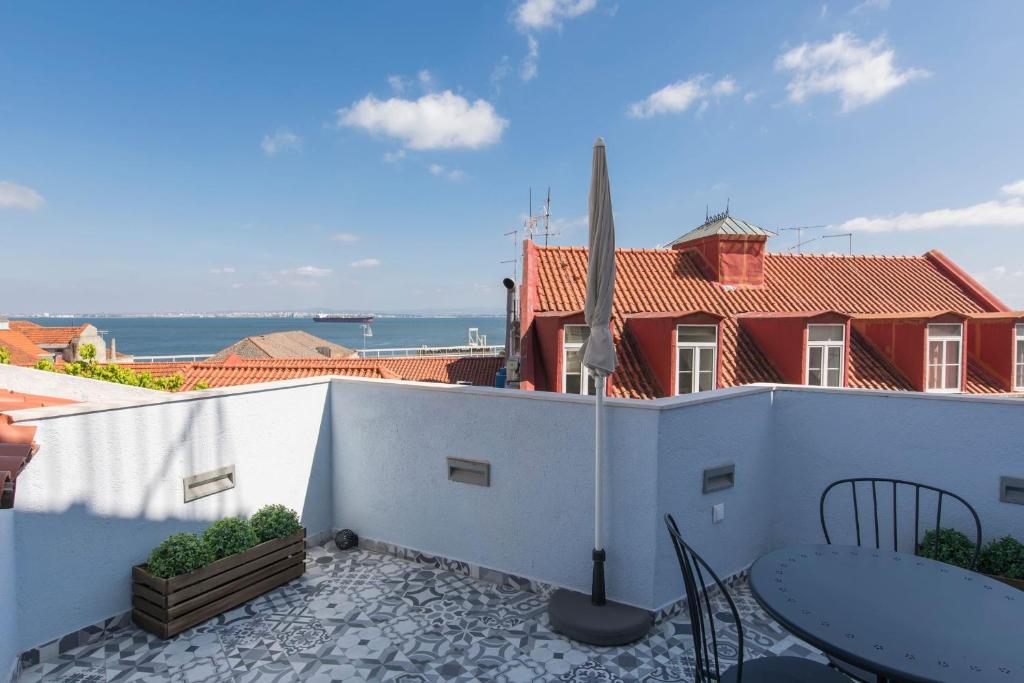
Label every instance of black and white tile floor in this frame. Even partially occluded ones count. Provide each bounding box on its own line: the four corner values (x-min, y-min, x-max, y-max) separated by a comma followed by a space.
17, 544, 827, 682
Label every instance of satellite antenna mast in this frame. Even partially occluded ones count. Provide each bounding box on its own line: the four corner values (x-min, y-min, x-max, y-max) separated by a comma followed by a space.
822, 232, 853, 255
523, 186, 557, 246
778, 224, 826, 254
501, 229, 519, 280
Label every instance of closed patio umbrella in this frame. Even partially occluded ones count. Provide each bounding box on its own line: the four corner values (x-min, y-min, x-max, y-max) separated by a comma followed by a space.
547, 138, 652, 646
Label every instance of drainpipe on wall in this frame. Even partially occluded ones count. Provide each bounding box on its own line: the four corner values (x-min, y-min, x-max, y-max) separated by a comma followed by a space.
503, 278, 521, 388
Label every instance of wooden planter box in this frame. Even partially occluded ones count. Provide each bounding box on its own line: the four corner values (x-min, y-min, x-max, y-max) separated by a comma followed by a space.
132, 528, 306, 638
986, 573, 1024, 591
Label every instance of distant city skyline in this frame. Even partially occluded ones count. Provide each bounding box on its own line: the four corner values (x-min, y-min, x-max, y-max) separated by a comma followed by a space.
2, 1, 1024, 311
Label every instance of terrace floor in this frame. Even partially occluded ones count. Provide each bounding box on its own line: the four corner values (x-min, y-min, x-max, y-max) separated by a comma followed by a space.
17, 543, 828, 682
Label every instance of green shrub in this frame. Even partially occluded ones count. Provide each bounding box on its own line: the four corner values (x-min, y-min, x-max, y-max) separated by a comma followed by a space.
979, 536, 1024, 579
202, 517, 259, 561
146, 533, 210, 579
251, 504, 302, 543
0, 346, 10, 365
35, 358, 55, 371
918, 528, 976, 568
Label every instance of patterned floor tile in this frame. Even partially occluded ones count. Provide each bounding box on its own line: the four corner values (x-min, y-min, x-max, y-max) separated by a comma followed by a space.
15, 547, 830, 683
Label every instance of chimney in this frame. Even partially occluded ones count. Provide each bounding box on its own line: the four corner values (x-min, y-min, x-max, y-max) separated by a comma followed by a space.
668, 212, 773, 287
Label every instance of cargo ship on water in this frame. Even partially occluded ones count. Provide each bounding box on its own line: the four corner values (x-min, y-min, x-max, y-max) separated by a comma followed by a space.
313, 313, 375, 323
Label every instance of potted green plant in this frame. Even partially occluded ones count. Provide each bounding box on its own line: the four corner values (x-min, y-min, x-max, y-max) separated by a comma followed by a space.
978, 536, 1024, 591
917, 528, 1023, 591
132, 506, 306, 638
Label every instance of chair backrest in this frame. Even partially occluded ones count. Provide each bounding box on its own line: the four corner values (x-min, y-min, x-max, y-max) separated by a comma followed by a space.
664, 513, 743, 683
819, 478, 982, 568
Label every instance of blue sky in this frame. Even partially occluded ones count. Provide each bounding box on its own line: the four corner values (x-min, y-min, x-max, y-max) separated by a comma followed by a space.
2, 0, 1024, 313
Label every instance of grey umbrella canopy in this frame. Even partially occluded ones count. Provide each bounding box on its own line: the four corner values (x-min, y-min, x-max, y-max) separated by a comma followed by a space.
547, 138, 651, 646
580, 137, 617, 378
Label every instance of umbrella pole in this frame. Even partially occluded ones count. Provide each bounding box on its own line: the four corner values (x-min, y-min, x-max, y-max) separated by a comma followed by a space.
592, 373, 607, 605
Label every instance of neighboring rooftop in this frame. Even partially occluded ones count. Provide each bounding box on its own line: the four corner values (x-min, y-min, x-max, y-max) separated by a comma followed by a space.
667, 211, 776, 246
110, 355, 504, 390
208, 330, 358, 362
0, 319, 52, 367
8, 320, 92, 347
522, 232, 1015, 398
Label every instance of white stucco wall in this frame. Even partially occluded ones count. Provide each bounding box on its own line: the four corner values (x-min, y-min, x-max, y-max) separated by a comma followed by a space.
4, 376, 1022, 658
0, 511, 16, 683
0, 364, 161, 403
770, 387, 1024, 550
10, 378, 334, 651
329, 379, 663, 608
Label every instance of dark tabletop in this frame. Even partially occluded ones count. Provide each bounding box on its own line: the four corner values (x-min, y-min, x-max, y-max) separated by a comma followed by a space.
749, 544, 1022, 683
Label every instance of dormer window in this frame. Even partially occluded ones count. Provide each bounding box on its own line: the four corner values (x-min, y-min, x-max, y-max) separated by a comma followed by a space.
563, 325, 596, 395
676, 325, 717, 394
927, 323, 962, 392
807, 324, 845, 387
1015, 324, 1024, 391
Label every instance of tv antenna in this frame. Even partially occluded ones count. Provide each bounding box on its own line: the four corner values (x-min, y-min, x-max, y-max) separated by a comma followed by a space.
524, 187, 557, 246
778, 224, 826, 254
501, 229, 519, 279
786, 232, 854, 255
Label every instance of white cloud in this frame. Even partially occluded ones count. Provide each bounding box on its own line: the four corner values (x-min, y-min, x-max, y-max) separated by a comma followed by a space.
775, 33, 928, 111
209, 267, 236, 274
520, 36, 540, 81
490, 55, 512, 93
0, 180, 45, 211
337, 91, 508, 150
261, 129, 302, 156
387, 74, 407, 93
743, 91, 758, 103
428, 163, 465, 181
231, 283, 244, 289
512, 0, 597, 81
627, 75, 738, 119
838, 182, 1024, 233
1000, 179, 1024, 197
291, 265, 332, 277
350, 258, 381, 268
514, 0, 597, 31
383, 149, 406, 163
331, 232, 359, 242
852, 0, 890, 14
417, 69, 434, 87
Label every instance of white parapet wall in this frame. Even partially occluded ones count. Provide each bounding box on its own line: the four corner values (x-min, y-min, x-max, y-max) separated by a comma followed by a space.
0, 510, 16, 683
9, 378, 335, 651
4, 376, 1023, 658
0, 363, 163, 403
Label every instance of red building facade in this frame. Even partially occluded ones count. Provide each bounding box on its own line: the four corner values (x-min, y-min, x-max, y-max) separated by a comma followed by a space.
518, 214, 1023, 399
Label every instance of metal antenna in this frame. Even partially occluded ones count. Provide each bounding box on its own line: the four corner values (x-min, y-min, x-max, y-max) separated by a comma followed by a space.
502, 229, 519, 280
777, 224, 826, 254
725, 197, 730, 215
523, 187, 557, 246
822, 232, 853, 255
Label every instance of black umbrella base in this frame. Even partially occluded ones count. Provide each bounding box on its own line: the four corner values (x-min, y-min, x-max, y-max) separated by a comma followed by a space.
548, 588, 653, 646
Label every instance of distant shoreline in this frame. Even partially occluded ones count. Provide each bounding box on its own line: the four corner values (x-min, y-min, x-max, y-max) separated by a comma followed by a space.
3, 312, 504, 320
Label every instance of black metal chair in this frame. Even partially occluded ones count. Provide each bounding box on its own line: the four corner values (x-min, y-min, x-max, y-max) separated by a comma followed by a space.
819, 478, 982, 568
664, 514, 847, 683
819, 478, 982, 682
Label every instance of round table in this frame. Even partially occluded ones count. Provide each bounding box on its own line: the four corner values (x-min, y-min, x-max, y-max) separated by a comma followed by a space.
749, 544, 1021, 683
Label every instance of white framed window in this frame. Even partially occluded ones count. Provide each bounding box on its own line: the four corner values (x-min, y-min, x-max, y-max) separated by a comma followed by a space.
806, 324, 845, 388
1015, 324, 1024, 391
676, 325, 717, 394
927, 323, 963, 392
563, 325, 596, 395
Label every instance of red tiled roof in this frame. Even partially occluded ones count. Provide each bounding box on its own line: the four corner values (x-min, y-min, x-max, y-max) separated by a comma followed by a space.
9, 320, 91, 346
106, 356, 504, 391
0, 328, 52, 366
532, 245, 999, 398
0, 389, 75, 508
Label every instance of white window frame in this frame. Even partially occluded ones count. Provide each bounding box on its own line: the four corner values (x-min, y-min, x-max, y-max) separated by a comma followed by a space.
675, 325, 718, 395
562, 324, 595, 395
926, 323, 963, 393
1015, 323, 1024, 391
806, 324, 845, 388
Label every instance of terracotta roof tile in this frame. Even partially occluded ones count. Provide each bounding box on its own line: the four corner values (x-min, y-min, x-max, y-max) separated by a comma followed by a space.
208, 330, 357, 362
0, 329, 52, 366
533, 246, 997, 398
9, 320, 91, 346
0, 389, 75, 508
